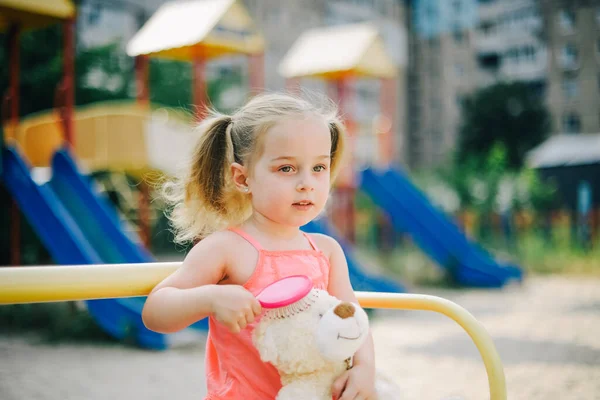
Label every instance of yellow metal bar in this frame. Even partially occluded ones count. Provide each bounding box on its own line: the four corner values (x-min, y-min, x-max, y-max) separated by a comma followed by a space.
0, 263, 179, 304
0, 263, 506, 399
356, 292, 506, 400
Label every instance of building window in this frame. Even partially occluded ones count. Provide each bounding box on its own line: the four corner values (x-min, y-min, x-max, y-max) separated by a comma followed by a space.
480, 21, 494, 36
455, 63, 465, 77
507, 48, 519, 64
453, 28, 464, 44
597, 7, 600, 26
559, 44, 579, 69
453, 0, 462, 14
559, 9, 575, 32
562, 113, 581, 133
526, 46, 537, 62
562, 78, 579, 99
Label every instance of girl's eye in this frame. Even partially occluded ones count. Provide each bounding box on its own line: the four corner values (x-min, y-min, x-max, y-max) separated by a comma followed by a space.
279, 166, 294, 173
313, 165, 327, 172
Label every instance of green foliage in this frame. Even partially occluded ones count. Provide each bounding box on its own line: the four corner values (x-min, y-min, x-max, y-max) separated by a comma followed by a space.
0, 25, 133, 118
75, 43, 133, 106
458, 82, 551, 170
148, 59, 192, 111
518, 169, 559, 211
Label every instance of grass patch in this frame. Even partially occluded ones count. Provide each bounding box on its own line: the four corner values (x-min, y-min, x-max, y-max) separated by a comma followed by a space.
485, 229, 600, 276
355, 228, 600, 288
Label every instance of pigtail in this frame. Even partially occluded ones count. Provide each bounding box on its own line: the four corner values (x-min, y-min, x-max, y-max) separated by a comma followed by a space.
190, 114, 233, 215
163, 113, 250, 243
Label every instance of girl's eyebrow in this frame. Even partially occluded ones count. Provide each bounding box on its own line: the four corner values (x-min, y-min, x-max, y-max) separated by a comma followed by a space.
270, 155, 330, 162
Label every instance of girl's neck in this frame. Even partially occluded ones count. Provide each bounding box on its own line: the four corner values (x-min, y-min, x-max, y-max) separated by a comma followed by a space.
244, 212, 301, 241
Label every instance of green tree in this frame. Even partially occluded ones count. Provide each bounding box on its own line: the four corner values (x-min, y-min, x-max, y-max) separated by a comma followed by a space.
0, 24, 132, 118
457, 82, 551, 170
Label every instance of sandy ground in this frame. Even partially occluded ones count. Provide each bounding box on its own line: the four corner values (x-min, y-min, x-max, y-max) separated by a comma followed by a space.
1, 276, 600, 400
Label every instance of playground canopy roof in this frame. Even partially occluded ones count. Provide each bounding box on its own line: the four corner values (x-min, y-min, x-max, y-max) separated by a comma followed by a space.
526, 133, 600, 168
278, 23, 397, 80
126, 0, 264, 61
0, 0, 74, 31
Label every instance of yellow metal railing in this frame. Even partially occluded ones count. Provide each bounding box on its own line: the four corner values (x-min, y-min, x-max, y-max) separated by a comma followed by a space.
0, 263, 506, 399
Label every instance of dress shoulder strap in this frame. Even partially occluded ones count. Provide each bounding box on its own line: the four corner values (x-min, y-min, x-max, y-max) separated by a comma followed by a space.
302, 232, 320, 251
228, 227, 263, 251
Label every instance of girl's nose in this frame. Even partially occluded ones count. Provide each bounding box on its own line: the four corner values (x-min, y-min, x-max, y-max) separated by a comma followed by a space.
296, 179, 315, 192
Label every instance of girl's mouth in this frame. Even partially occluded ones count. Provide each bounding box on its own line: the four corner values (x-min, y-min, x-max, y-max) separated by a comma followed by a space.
292, 201, 314, 211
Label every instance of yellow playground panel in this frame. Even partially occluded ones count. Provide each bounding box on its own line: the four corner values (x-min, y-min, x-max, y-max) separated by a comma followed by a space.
0, 263, 507, 399
4, 102, 199, 176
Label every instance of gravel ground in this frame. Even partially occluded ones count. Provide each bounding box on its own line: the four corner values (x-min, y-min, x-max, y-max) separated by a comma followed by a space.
1, 276, 599, 400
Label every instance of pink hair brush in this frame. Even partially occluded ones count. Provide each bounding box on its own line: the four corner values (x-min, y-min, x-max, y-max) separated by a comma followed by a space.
256, 275, 319, 319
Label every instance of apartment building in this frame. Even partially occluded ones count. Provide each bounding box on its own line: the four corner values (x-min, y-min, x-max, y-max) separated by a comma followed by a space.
541, 0, 600, 134
406, 0, 479, 169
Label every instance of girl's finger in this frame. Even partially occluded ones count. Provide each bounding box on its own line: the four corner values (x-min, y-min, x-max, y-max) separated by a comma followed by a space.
245, 308, 256, 324
251, 299, 262, 315
338, 384, 358, 400
332, 371, 349, 399
228, 321, 241, 334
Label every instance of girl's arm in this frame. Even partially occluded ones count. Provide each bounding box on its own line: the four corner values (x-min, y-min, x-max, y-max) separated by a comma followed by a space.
142, 232, 261, 334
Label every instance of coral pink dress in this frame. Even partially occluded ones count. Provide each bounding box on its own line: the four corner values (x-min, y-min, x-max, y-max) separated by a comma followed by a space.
204, 227, 330, 400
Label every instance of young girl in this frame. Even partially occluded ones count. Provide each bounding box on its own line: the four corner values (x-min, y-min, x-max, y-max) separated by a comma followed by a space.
142, 93, 377, 400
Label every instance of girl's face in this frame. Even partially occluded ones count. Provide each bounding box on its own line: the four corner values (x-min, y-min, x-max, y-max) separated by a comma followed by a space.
246, 115, 333, 228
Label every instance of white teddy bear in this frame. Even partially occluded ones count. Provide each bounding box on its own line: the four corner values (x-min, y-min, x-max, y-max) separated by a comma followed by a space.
253, 288, 371, 400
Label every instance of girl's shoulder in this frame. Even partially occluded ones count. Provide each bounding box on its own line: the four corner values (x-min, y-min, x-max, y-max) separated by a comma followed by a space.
187, 229, 252, 256
305, 232, 342, 259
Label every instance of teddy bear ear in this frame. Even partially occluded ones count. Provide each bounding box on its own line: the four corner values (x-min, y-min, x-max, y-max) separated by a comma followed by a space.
253, 324, 278, 364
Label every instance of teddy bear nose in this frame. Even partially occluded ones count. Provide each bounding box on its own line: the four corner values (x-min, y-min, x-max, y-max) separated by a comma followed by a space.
333, 303, 355, 319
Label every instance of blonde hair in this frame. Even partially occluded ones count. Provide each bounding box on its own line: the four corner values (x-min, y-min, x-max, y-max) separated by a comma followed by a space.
163, 92, 347, 244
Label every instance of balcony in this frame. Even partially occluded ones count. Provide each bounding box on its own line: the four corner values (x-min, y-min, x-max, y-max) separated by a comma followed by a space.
474, 33, 505, 55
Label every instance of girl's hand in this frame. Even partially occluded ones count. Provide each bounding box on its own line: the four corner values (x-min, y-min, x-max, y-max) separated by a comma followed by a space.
210, 285, 262, 333
332, 364, 378, 400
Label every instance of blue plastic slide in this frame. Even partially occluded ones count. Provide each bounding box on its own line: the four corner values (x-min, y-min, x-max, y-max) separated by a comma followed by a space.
303, 219, 405, 293
359, 167, 523, 288
2, 146, 207, 349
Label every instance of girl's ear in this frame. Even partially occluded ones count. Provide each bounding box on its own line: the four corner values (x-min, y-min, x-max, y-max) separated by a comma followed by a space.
231, 162, 250, 193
